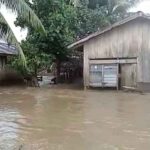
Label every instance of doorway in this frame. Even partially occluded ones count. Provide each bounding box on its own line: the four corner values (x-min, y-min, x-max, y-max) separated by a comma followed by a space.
120, 63, 137, 88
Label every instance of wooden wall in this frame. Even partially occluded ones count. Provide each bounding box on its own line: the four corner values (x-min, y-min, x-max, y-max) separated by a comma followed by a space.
121, 64, 137, 87
0, 56, 7, 70
83, 18, 150, 87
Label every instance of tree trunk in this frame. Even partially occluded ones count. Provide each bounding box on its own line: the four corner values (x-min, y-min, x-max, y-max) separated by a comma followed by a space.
33, 63, 39, 87
56, 59, 61, 83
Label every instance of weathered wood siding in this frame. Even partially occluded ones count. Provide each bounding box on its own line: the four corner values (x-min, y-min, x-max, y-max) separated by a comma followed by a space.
121, 64, 137, 87
84, 18, 150, 87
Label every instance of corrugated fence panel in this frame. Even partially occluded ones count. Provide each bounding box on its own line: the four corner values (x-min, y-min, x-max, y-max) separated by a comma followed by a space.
89, 64, 118, 87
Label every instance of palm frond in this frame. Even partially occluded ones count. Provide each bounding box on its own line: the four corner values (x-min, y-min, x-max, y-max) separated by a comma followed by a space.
0, 0, 45, 34
108, 0, 141, 13
0, 12, 26, 67
112, 1, 130, 13
70, 0, 81, 7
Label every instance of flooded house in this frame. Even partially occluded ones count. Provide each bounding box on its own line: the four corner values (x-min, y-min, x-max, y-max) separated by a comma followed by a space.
0, 42, 17, 70
68, 12, 150, 92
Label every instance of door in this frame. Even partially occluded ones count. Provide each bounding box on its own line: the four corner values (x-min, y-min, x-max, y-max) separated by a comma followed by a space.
121, 64, 137, 88
89, 64, 118, 88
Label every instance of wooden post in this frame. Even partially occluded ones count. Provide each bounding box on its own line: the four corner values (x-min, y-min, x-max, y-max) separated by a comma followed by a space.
117, 63, 119, 91
84, 86, 87, 90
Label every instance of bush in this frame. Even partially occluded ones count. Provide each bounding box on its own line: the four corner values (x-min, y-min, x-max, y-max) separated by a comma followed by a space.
0, 69, 25, 86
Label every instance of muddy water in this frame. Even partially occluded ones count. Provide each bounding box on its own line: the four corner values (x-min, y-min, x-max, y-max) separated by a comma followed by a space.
0, 87, 150, 150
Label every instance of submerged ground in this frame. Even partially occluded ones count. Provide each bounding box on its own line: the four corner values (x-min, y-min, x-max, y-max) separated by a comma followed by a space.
0, 86, 150, 150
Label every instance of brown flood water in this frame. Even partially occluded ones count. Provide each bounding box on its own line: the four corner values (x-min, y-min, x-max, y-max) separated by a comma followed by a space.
0, 87, 150, 150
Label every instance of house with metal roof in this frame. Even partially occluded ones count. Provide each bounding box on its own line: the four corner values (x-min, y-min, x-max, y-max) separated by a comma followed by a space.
0, 42, 17, 70
68, 12, 150, 92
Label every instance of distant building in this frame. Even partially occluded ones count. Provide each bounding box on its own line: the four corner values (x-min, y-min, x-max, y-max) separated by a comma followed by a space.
68, 12, 150, 92
0, 42, 17, 70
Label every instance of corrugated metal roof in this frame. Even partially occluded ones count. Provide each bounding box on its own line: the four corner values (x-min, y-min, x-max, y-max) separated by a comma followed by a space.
0, 42, 18, 55
68, 12, 149, 49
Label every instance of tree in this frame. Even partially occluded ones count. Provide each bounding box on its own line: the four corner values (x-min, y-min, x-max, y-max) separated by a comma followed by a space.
10, 40, 53, 76
0, 0, 45, 66
71, 0, 140, 9
14, 0, 140, 81
15, 0, 78, 79
71, 0, 140, 39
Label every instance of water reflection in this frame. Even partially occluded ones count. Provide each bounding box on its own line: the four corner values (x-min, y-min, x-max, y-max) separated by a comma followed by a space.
0, 109, 20, 150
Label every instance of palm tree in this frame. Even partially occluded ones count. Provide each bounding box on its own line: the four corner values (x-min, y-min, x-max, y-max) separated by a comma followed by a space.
0, 0, 45, 66
71, 0, 140, 10
107, 0, 140, 15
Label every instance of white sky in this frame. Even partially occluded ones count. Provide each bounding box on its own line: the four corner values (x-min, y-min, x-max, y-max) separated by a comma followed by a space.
1, 0, 150, 42
130, 0, 150, 13
0, 5, 27, 42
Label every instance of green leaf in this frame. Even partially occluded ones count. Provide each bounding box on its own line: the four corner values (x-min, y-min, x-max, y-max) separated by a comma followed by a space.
0, 12, 26, 67
0, 0, 45, 33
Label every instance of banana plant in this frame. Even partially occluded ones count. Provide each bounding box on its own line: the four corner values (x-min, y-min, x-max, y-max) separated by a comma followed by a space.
0, 0, 45, 67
